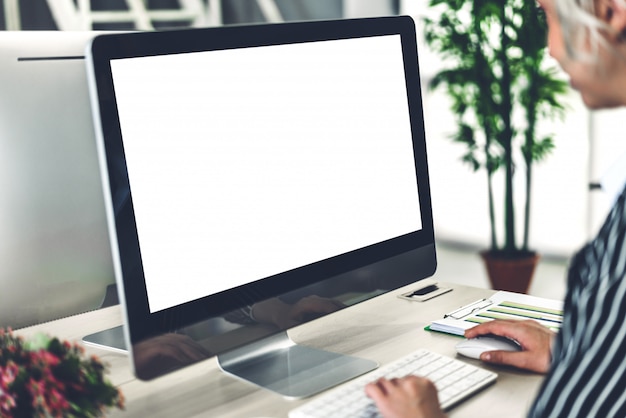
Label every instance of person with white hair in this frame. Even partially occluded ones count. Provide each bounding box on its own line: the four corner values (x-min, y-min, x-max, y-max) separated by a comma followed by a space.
365, 0, 626, 416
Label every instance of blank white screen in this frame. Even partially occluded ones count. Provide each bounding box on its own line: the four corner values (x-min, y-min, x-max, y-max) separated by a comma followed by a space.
110, 35, 422, 313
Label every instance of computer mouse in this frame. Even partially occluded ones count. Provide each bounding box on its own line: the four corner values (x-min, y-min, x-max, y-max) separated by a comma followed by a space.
455, 335, 522, 360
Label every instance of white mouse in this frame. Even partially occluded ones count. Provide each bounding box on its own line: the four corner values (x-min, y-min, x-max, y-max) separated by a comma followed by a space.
455, 335, 522, 360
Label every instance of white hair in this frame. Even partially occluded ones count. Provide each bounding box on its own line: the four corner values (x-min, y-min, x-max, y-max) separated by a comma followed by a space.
556, 0, 626, 61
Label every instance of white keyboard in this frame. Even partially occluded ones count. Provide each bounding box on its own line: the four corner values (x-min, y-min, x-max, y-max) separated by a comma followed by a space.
289, 349, 497, 418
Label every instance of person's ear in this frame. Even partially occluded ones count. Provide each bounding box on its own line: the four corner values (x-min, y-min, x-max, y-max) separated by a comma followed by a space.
605, 0, 626, 40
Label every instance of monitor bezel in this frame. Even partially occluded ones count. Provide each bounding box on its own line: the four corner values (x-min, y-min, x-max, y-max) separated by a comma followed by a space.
87, 15, 435, 344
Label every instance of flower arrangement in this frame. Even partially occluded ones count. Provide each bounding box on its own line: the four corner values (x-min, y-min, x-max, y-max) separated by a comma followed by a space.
0, 328, 124, 418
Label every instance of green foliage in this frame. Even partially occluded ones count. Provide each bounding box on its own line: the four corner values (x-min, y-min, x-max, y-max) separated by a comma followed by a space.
424, 0, 569, 255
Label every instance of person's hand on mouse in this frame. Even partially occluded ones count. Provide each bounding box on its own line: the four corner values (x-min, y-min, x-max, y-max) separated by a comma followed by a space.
365, 375, 448, 418
465, 319, 555, 373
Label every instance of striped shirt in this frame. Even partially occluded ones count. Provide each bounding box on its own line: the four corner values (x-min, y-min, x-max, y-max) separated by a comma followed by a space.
528, 185, 626, 417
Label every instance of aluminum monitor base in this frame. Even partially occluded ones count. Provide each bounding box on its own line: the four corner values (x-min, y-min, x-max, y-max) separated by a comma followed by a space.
82, 325, 127, 353
217, 331, 378, 399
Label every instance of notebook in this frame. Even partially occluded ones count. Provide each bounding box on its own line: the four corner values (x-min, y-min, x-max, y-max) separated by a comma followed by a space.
428, 291, 564, 336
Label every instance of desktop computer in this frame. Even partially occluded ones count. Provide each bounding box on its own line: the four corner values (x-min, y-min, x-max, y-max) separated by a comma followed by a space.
87, 14, 437, 394
85, 16, 473, 407
0, 32, 115, 329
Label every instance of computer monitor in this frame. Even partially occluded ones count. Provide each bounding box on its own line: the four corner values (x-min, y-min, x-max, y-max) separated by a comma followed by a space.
0, 31, 115, 329
86, 15, 436, 398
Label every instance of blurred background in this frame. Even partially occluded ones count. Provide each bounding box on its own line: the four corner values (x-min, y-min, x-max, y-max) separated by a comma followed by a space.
2, 0, 625, 328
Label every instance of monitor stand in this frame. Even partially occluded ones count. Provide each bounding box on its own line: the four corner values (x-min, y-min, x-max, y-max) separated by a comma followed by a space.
82, 285, 127, 353
82, 323, 377, 398
217, 331, 378, 399
82, 325, 128, 353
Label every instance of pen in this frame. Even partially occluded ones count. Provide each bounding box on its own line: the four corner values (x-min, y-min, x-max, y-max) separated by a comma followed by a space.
444, 299, 493, 320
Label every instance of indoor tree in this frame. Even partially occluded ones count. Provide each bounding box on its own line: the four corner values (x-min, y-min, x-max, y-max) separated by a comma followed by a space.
423, 0, 569, 289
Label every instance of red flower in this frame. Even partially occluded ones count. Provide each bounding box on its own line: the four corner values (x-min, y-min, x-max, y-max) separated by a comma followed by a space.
46, 387, 70, 413
0, 362, 19, 388
1, 328, 124, 416
30, 349, 60, 367
0, 391, 17, 414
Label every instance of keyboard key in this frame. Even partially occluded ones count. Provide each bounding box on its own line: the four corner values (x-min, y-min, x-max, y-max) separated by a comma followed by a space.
289, 349, 497, 418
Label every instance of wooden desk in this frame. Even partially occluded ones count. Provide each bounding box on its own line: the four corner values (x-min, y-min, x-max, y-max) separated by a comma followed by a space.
15, 283, 544, 417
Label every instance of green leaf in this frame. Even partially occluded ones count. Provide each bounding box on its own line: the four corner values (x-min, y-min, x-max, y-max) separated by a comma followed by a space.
524, 136, 555, 162
486, 154, 504, 174
23, 333, 50, 351
453, 123, 476, 146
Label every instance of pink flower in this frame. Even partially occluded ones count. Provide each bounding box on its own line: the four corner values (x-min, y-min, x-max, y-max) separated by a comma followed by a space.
0, 391, 17, 413
0, 362, 19, 387
45, 387, 70, 413
27, 378, 44, 398
28, 385, 47, 413
30, 349, 60, 367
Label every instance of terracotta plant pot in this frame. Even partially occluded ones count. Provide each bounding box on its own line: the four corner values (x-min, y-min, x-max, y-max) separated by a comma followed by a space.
480, 251, 540, 294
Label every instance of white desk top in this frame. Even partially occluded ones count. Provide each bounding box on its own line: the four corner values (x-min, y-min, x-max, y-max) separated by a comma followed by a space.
15, 283, 544, 417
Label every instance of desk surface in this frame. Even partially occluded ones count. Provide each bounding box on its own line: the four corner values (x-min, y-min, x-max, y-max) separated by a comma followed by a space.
16, 283, 544, 417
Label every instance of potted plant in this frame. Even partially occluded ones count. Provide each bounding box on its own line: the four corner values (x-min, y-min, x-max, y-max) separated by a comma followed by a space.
0, 328, 124, 417
423, 0, 569, 292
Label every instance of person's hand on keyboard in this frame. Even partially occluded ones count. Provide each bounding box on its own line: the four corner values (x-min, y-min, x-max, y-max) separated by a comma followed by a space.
365, 376, 448, 418
464, 319, 556, 373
